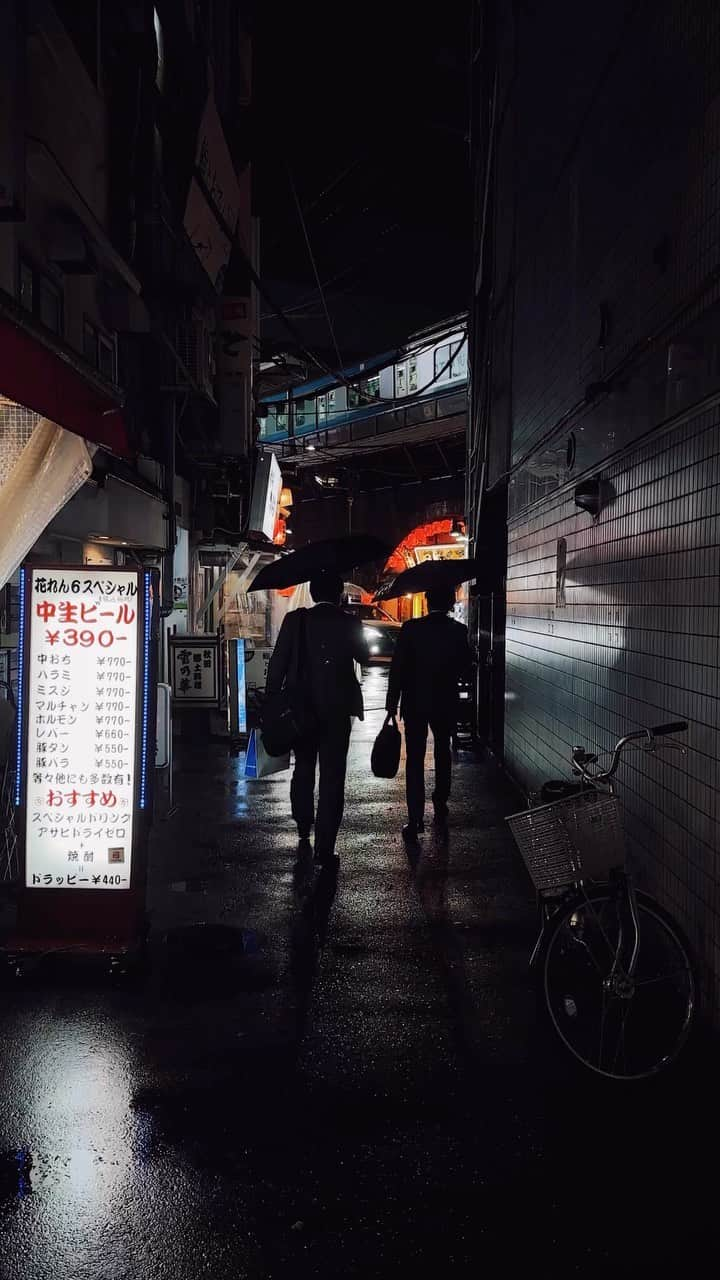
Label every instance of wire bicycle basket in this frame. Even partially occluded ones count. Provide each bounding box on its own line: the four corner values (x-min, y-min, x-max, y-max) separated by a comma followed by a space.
506, 790, 624, 893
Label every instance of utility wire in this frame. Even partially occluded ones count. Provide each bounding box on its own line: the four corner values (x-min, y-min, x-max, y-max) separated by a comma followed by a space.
287, 164, 345, 375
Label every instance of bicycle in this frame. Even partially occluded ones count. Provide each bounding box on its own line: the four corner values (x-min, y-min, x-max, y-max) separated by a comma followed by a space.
506, 722, 696, 1080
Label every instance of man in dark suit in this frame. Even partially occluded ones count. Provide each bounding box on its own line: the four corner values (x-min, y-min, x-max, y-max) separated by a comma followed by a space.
266, 569, 366, 867
386, 588, 471, 839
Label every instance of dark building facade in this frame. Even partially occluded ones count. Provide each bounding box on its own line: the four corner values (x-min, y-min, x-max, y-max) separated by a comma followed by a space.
0, 0, 256, 690
469, 0, 720, 1022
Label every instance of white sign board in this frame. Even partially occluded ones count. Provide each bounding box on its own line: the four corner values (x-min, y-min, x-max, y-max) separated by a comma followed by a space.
244, 644, 272, 692
25, 569, 141, 890
184, 176, 232, 291
170, 636, 219, 705
248, 452, 282, 541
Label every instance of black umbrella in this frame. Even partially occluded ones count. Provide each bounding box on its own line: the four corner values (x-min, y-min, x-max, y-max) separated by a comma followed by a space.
248, 534, 391, 591
375, 557, 480, 601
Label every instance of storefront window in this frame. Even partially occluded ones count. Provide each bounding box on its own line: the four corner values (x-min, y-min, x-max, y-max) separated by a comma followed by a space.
18, 257, 63, 337
39, 279, 62, 336
82, 318, 117, 382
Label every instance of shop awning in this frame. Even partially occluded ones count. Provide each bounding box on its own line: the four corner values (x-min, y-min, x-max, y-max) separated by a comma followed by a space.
0, 315, 130, 456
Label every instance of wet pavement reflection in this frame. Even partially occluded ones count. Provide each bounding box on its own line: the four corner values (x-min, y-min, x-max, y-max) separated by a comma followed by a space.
0, 667, 716, 1277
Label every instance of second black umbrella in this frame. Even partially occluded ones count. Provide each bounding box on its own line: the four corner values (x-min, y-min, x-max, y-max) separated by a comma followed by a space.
248, 534, 390, 591
375, 557, 480, 601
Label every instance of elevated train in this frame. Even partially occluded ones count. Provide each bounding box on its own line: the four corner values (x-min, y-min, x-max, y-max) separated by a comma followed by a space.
258, 314, 468, 444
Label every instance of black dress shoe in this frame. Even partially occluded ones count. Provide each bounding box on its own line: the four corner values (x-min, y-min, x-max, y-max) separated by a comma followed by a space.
314, 849, 339, 870
318, 856, 340, 877
402, 821, 425, 841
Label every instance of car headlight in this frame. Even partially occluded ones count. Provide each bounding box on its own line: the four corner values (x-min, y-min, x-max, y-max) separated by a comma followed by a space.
364, 627, 382, 639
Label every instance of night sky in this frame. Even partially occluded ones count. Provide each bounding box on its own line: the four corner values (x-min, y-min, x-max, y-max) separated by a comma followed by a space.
254, 3, 472, 368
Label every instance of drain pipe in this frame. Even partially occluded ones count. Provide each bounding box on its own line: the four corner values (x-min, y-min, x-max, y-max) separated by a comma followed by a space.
161, 392, 177, 618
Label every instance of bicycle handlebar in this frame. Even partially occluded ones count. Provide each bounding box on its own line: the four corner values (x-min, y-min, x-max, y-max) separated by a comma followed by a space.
651, 721, 688, 737
573, 722, 688, 783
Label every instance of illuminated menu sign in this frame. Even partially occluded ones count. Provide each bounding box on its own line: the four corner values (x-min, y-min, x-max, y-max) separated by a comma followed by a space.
24, 569, 143, 890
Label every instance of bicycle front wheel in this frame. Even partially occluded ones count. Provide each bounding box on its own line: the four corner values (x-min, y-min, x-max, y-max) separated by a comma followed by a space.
542, 889, 695, 1080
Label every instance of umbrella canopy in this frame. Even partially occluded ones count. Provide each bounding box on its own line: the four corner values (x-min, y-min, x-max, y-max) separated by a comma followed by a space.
248, 534, 391, 591
375, 557, 480, 601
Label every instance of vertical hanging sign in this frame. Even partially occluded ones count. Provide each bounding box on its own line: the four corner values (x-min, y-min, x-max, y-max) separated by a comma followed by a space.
16, 566, 155, 895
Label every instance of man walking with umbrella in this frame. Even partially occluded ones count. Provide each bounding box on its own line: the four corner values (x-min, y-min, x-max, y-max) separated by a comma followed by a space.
254, 537, 389, 868
266, 570, 366, 866
384, 566, 473, 840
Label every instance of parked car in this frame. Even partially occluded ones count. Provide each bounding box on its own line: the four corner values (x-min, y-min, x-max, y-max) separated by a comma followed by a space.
343, 601, 401, 662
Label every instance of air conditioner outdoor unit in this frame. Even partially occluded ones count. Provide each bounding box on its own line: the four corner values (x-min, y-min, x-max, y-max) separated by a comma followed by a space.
177, 308, 216, 398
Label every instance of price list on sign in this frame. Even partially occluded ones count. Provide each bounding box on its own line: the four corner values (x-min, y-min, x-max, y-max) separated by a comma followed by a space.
24, 569, 142, 890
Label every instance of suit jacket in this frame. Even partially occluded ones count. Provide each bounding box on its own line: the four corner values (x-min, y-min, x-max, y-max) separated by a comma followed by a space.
386, 612, 471, 722
266, 604, 366, 722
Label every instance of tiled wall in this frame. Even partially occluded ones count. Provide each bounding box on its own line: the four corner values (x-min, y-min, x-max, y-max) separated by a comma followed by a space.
487, 0, 720, 1022
506, 405, 720, 1018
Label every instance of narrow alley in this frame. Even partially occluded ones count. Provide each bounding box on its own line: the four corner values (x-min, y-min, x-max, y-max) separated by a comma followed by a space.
0, 669, 715, 1278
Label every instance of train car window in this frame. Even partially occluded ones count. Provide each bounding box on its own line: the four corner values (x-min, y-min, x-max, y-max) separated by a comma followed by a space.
348, 374, 380, 407
434, 344, 451, 378
434, 339, 467, 381
451, 339, 468, 378
293, 397, 315, 429
318, 389, 337, 421
395, 357, 418, 397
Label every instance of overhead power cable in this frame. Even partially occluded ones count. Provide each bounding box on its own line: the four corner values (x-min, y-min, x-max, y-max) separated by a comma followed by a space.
287, 164, 345, 374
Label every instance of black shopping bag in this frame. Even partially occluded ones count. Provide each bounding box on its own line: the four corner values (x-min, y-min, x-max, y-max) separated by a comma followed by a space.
371, 715, 401, 778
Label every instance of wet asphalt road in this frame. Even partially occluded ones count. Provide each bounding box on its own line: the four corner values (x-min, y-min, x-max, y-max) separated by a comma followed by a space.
0, 667, 717, 1278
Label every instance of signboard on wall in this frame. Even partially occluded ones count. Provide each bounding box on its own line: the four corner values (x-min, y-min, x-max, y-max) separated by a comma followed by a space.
183, 92, 240, 290
169, 634, 220, 707
20, 567, 155, 891
248, 452, 282, 541
184, 177, 231, 291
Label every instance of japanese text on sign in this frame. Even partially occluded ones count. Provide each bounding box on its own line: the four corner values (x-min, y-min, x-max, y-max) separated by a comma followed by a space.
25, 570, 140, 890
171, 640, 217, 702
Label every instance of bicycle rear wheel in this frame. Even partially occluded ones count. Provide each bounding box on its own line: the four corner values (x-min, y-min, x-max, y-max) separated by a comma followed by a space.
541, 888, 695, 1080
